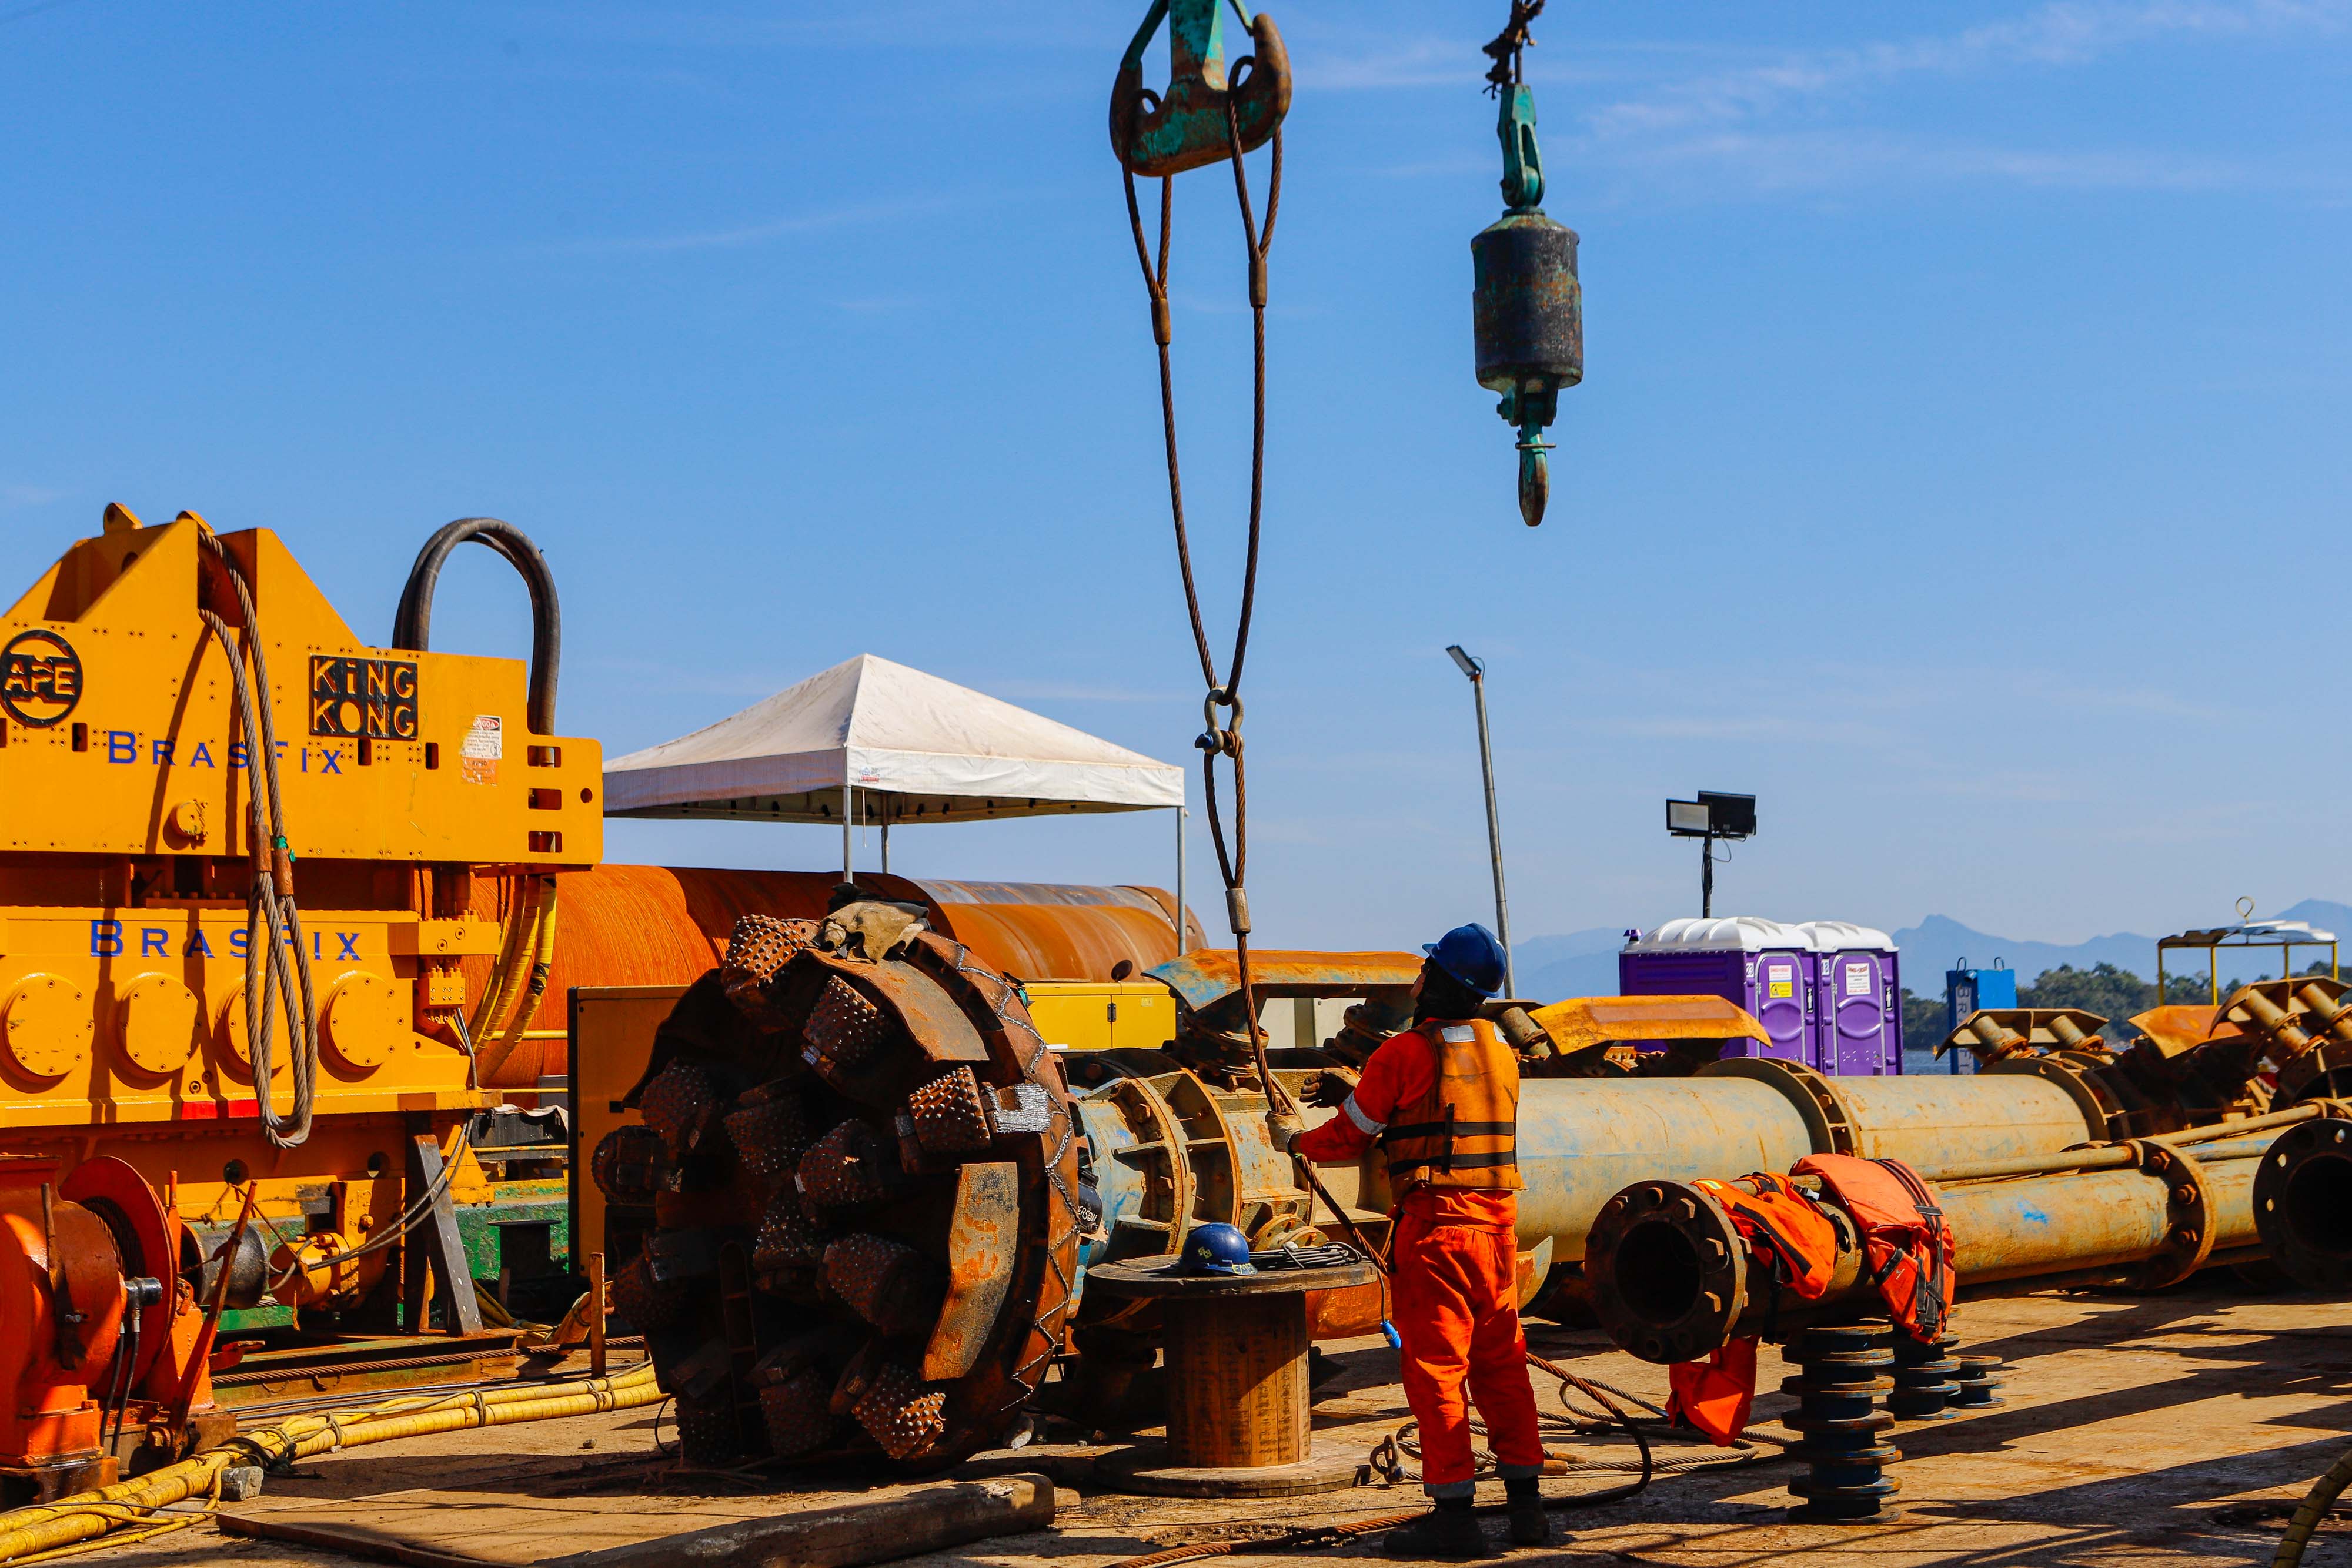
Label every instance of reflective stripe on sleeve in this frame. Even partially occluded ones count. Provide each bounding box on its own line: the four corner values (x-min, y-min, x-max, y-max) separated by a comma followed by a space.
1342, 1094, 1386, 1136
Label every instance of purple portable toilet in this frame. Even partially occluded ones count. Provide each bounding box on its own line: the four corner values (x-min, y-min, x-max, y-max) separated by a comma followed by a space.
1800, 921, 1902, 1077
1618, 918, 1816, 1063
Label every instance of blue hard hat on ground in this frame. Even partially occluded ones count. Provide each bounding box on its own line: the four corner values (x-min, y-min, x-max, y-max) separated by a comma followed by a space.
1173, 1222, 1257, 1277
1423, 922, 1508, 997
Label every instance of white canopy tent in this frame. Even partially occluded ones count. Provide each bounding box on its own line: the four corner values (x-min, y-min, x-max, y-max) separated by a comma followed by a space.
603, 653, 1190, 922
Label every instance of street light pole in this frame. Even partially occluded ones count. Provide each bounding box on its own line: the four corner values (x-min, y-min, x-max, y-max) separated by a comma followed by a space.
1446, 646, 1516, 999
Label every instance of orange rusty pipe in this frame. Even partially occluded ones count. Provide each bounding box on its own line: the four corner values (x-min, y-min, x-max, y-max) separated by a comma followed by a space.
466, 867, 1201, 1089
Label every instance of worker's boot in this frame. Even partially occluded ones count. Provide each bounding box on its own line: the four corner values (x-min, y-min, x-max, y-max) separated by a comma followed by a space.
1504, 1477, 1549, 1547
1383, 1498, 1489, 1559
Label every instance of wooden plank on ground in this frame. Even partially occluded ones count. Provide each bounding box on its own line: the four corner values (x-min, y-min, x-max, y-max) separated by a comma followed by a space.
218, 1474, 1057, 1568
547, 1475, 1057, 1568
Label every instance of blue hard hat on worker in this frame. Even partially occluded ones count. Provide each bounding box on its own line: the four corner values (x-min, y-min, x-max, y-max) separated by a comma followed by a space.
1423, 922, 1507, 998
1172, 1221, 1255, 1277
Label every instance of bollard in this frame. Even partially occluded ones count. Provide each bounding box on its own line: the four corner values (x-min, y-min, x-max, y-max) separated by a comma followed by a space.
1887, 1330, 1962, 1422
1782, 1322, 1901, 1523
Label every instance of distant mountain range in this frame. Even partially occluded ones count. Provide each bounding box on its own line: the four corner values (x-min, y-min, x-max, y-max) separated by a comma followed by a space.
1512, 900, 2352, 1004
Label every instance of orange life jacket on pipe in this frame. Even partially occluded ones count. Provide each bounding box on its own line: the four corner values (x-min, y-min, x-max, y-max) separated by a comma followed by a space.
1793, 1153, 1956, 1342
1667, 1172, 1839, 1445
1668, 1339, 1758, 1447
1379, 1019, 1523, 1193
1695, 1172, 1838, 1305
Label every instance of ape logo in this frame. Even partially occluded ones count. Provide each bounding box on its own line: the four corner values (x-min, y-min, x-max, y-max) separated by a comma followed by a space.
310, 655, 420, 740
0, 630, 83, 728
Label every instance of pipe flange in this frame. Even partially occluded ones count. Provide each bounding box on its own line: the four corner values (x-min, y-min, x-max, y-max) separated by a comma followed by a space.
1699, 1057, 1857, 1156
1586, 1180, 1746, 1365
2121, 1139, 2214, 1290
2278, 1042, 2352, 1106
2254, 1114, 2352, 1288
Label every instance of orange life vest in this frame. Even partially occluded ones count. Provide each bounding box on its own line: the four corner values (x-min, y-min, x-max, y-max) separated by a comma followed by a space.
1694, 1171, 1838, 1305
1379, 1019, 1523, 1193
1667, 1172, 1839, 1445
1793, 1153, 1955, 1342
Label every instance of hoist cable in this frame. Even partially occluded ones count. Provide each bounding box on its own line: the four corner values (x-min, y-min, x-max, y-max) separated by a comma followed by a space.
1119, 66, 1291, 1114
1481, 0, 1545, 93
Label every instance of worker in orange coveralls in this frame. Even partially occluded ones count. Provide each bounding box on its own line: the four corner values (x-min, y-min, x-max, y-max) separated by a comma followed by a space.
1270, 924, 1547, 1558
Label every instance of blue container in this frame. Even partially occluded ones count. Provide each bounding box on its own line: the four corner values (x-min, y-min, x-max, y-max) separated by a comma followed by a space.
1940, 961, 2017, 1075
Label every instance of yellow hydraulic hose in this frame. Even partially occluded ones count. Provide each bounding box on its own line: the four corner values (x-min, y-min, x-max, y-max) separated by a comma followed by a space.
467, 874, 544, 1048
2274, 1441, 2352, 1567
472, 876, 559, 1086
0, 1362, 660, 1564
495, 877, 560, 1060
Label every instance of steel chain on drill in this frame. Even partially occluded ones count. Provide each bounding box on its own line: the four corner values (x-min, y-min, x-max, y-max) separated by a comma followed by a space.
196, 531, 319, 1149
1122, 77, 1288, 1112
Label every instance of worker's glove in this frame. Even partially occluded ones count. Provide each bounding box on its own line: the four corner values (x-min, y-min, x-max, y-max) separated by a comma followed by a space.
1305, 1068, 1359, 1109
1265, 1111, 1305, 1154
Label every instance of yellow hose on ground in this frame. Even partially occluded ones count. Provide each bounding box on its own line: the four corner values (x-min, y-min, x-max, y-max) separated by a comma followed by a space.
0, 1362, 660, 1564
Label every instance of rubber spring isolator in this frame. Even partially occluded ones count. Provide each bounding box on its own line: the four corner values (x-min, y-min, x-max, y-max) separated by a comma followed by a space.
1949, 1353, 2007, 1409
1889, 1330, 1962, 1422
1781, 1322, 1901, 1522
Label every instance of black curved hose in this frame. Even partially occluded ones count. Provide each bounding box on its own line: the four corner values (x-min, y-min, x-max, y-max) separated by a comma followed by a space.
392, 519, 562, 734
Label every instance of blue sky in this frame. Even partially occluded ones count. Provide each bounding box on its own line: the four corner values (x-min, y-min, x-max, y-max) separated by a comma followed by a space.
4, 1, 2347, 952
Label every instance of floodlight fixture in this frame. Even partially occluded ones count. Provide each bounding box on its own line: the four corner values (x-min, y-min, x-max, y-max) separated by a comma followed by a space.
1664, 790, 1756, 917
1446, 644, 1484, 679
1697, 791, 1756, 840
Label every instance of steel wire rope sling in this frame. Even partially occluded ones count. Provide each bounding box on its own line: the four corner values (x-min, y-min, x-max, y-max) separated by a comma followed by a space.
194, 527, 319, 1151
1112, 0, 1294, 1121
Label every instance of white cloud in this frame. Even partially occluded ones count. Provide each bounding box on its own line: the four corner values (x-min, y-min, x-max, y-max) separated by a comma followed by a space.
1588, 0, 2351, 139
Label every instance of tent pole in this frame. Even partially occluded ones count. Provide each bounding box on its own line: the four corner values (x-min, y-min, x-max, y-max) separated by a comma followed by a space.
843, 783, 853, 881
881, 809, 890, 876
1174, 800, 1188, 955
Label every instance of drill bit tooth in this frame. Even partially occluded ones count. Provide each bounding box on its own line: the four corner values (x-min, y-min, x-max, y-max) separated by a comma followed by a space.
609, 1253, 687, 1332
639, 1060, 725, 1159
848, 1358, 948, 1462
723, 915, 818, 1028
796, 1118, 906, 1209
589, 1123, 667, 1203
725, 1088, 813, 1180
823, 1233, 947, 1339
904, 1065, 995, 1159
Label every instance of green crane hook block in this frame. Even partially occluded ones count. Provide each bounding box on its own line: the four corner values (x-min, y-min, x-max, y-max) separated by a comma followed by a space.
1110, 0, 1292, 178
1471, 83, 1581, 527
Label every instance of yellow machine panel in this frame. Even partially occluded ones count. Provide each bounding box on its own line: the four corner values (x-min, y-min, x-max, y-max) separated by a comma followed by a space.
0, 507, 596, 1328
568, 984, 690, 1271
1023, 980, 1177, 1052
0, 509, 601, 866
